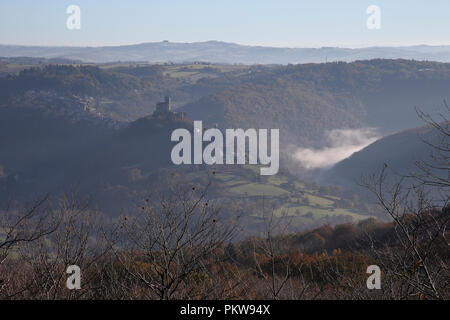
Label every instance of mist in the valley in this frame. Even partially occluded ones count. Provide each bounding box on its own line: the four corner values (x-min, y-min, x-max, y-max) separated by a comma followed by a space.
293, 128, 381, 170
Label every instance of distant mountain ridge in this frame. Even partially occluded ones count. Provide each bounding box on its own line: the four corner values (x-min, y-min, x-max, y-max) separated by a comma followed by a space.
3, 41, 450, 64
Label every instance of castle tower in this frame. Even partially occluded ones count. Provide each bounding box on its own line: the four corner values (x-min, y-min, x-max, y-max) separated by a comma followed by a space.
154, 96, 172, 116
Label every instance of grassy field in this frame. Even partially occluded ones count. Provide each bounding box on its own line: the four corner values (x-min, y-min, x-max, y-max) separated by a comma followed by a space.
163, 64, 247, 82
228, 182, 289, 196
303, 194, 334, 207
207, 164, 373, 227
273, 205, 368, 220
267, 175, 289, 186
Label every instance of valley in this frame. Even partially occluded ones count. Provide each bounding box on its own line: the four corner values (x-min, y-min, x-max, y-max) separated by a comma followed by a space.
0, 58, 448, 233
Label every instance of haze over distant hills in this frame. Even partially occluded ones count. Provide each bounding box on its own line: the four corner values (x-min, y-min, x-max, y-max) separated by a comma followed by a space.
3, 41, 450, 64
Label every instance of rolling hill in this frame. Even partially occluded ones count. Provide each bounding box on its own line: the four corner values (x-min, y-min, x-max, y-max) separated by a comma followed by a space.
3, 41, 450, 64
181, 59, 450, 146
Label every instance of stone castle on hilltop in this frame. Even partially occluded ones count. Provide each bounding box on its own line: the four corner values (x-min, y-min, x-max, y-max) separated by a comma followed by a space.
152, 96, 185, 120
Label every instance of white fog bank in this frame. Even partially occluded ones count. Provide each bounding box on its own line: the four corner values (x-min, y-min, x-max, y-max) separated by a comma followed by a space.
293, 128, 381, 169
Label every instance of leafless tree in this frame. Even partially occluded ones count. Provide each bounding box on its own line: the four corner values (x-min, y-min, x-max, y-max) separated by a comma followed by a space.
362, 168, 449, 299
413, 102, 450, 192
114, 182, 241, 300
0, 194, 59, 298
250, 203, 299, 300
6, 194, 112, 299
361, 105, 449, 299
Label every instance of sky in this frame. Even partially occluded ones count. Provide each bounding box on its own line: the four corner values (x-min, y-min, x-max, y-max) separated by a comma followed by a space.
1, 0, 449, 48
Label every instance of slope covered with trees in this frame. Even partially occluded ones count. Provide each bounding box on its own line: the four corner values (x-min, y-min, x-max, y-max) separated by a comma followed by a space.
182, 60, 450, 146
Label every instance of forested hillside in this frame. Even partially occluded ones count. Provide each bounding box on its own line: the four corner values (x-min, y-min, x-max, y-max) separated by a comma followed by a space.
182, 60, 450, 145
1, 59, 449, 227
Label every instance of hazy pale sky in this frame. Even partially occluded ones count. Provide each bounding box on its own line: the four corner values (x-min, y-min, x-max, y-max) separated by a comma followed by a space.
1, 0, 449, 48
